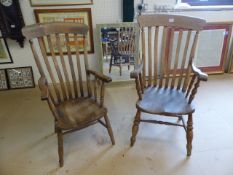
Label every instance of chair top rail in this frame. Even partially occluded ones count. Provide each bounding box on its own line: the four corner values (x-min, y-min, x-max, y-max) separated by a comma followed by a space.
138, 14, 206, 30
22, 22, 89, 39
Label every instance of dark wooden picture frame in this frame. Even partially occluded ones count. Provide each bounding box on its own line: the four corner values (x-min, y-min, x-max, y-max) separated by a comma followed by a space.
30, 0, 93, 7
6, 66, 35, 89
0, 37, 13, 64
0, 69, 8, 90
34, 8, 94, 55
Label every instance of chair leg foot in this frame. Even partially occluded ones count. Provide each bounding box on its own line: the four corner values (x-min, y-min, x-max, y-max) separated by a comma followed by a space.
186, 114, 193, 156
130, 110, 141, 147
104, 114, 115, 145
57, 129, 64, 167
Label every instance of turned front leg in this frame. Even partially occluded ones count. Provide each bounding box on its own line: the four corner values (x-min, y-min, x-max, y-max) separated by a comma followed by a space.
186, 114, 193, 156
130, 110, 141, 146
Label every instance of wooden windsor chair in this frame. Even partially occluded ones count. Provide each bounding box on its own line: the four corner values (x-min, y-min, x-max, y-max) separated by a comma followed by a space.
22, 22, 115, 167
130, 14, 208, 156
109, 27, 136, 76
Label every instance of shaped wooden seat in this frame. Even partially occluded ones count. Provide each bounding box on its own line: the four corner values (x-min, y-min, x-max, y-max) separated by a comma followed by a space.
56, 98, 107, 129
130, 14, 208, 156
136, 87, 194, 116
22, 22, 115, 167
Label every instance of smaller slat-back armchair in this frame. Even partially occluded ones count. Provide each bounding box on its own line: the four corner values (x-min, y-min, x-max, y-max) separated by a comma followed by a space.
22, 23, 115, 167
130, 14, 208, 156
109, 27, 136, 76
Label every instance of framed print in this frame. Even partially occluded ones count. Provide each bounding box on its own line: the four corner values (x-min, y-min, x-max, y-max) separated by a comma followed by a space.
0, 38, 13, 64
0, 69, 8, 90
30, 0, 93, 6
34, 8, 94, 55
6, 67, 35, 89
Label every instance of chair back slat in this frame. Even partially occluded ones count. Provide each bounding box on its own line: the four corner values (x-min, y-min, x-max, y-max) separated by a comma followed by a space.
148, 27, 152, 86
64, 33, 78, 98
137, 14, 205, 95
55, 33, 72, 99
177, 30, 191, 90
182, 31, 199, 92
153, 26, 159, 86
29, 40, 45, 77
165, 29, 174, 88
47, 35, 67, 101
73, 34, 84, 97
159, 27, 168, 88
83, 35, 92, 97
170, 30, 183, 89
141, 28, 146, 87
22, 22, 90, 104
38, 37, 62, 102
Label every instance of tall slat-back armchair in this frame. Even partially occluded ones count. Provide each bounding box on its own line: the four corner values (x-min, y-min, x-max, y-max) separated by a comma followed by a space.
109, 27, 136, 75
22, 22, 115, 167
130, 14, 208, 156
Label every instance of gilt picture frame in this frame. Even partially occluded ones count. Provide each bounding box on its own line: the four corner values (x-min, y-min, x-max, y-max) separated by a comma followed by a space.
30, 0, 93, 6
0, 37, 13, 64
34, 8, 94, 55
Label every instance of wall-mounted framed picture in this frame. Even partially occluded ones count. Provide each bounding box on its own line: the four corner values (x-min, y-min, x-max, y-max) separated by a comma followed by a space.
30, 0, 93, 7
34, 8, 94, 55
0, 37, 13, 64
6, 67, 35, 89
0, 69, 8, 90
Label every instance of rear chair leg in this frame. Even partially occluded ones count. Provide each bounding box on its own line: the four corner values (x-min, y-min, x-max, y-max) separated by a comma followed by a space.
186, 114, 193, 156
57, 129, 64, 167
104, 114, 115, 145
130, 110, 141, 146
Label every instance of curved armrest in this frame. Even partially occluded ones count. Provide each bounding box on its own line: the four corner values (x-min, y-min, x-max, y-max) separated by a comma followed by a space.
192, 63, 208, 81
130, 63, 143, 78
38, 76, 49, 100
86, 69, 112, 83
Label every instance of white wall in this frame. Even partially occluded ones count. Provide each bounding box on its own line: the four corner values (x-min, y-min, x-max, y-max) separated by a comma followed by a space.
0, 0, 233, 84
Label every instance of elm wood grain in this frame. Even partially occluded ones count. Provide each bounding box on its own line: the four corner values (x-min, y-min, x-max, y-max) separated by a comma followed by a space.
130, 14, 208, 156
22, 22, 115, 167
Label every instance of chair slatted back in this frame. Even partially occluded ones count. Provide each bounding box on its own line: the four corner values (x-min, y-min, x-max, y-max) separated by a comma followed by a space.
138, 14, 206, 94
118, 27, 136, 55
22, 22, 91, 104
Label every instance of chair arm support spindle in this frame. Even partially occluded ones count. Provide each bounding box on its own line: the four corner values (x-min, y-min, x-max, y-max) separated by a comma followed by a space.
38, 76, 49, 101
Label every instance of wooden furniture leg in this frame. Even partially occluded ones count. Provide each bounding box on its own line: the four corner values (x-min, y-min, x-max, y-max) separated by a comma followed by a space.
109, 55, 113, 73
130, 109, 141, 146
104, 114, 115, 145
186, 114, 193, 156
57, 129, 64, 167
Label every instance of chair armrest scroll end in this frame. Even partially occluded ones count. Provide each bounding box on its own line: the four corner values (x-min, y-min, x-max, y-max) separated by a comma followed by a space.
87, 69, 112, 83
192, 63, 208, 81
130, 63, 143, 79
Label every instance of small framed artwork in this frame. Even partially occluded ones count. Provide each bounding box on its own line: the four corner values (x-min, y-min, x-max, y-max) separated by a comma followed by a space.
0, 38, 13, 64
6, 67, 35, 89
30, 0, 93, 6
0, 69, 8, 90
34, 8, 94, 55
